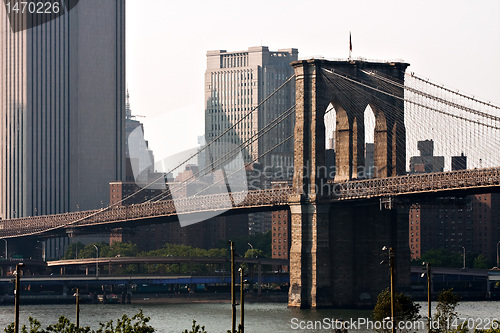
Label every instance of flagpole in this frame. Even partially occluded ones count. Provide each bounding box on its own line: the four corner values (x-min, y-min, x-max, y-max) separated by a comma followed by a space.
349, 31, 352, 60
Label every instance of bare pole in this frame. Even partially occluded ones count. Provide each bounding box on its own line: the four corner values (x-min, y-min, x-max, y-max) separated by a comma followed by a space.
75, 288, 80, 329
389, 248, 395, 333
423, 262, 432, 333
229, 241, 236, 333
239, 267, 244, 333
93, 244, 99, 278
349, 31, 352, 60
15, 263, 24, 333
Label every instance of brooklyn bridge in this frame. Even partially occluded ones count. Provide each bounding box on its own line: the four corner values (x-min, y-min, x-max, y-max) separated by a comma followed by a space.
1, 59, 499, 308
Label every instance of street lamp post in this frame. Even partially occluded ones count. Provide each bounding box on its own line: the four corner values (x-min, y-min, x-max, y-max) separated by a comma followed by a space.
239, 267, 245, 333
93, 245, 99, 278
74, 288, 80, 328
14, 263, 24, 333
382, 246, 395, 333
228, 241, 236, 333
422, 262, 432, 333
462, 246, 466, 269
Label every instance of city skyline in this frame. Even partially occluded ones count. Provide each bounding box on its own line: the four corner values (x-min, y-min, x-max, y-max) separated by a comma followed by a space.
126, 0, 500, 163
0, 0, 498, 316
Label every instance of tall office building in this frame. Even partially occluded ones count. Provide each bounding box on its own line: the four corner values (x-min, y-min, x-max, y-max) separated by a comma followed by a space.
205, 46, 297, 236
204, 46, 298, 180
0, 1, 125, 219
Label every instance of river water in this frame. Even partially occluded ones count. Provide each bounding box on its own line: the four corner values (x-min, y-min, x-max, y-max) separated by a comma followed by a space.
0, 301, 497, 332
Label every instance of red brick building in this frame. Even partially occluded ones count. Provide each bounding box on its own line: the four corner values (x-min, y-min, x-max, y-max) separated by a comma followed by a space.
272, 210, 291, 260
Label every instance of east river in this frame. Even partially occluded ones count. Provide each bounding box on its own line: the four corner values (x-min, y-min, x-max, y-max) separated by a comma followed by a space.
0, 301, 498, 332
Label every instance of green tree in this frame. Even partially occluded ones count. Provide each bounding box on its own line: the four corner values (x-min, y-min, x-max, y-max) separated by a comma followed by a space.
4, 310, 153, 333
418, 249, 462, 268
475, 321, 500, 333
45, 316, 91, 333
216, 231, 272, 258
143, 243, 228, 275
95, 310, 154, 333
244, 248, 263, 259
101, 242, 139, 258
182, 320, 207, 333
63, 242, 86, 260
76, 242, 109, 259
373, 288, 421, 333
472, 254, 489, 269
431, 289, 462, 333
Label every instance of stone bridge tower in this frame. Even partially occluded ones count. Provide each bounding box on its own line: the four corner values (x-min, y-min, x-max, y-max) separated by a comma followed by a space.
289, 59, 410, 308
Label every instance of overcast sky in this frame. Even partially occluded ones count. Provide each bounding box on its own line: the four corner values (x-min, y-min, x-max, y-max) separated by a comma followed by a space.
126, 0, 500, 166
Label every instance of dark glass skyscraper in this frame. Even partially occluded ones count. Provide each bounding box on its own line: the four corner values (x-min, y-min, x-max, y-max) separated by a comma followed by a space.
0, 0, 125, 219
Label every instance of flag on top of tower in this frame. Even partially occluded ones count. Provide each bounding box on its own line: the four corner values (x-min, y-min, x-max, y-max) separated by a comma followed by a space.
349, 31, 352, 60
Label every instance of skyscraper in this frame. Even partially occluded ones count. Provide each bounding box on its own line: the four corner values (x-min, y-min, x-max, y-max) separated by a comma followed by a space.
204, 46, 298, 179
0, 0, 125, 219
205, 46, 298, 236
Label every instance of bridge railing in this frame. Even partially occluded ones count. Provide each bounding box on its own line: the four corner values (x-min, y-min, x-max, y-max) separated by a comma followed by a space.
0, 169, 499, 237
331, 168, 500, 200
0, 187, 294, 237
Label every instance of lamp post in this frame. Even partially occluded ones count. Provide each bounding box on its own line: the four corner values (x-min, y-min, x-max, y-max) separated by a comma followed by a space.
228, 241, 236, 333
462, 246, 466, 269
74, 288, 80, 328
422, 262, 432, 333
93, 244, 99, 278
239, 267, 245, 333
382, 246, 395, 333
14, 263, 24, 333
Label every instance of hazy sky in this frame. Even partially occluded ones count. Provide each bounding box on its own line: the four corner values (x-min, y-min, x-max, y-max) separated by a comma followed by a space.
126, 0, 500, 165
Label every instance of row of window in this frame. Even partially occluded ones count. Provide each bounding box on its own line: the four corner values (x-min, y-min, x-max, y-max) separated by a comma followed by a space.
220, 53, 249, 68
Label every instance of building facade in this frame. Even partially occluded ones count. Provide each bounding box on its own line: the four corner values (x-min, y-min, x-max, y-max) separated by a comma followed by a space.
0, 0, 125, 219
204, 46, 297, 236
409, 140, 444, 174
271, 209, 291, 260
204, 46, 297, 180
410, 193, 500, 265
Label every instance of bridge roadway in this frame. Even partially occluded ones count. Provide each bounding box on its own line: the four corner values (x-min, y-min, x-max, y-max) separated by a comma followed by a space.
0, 167, 499, 238
0, 257, 290, 292
0, 274, 289, 287
45, 256, 289, 267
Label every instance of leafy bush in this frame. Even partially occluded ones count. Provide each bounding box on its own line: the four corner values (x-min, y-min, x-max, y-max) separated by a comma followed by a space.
4, 310, 154, 333
373, 288, 421, 333
182, 320, 207, 333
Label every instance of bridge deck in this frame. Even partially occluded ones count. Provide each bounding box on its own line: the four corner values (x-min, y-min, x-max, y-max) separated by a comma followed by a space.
0, 168, 499, 238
